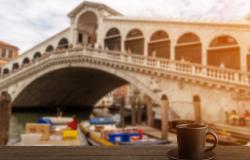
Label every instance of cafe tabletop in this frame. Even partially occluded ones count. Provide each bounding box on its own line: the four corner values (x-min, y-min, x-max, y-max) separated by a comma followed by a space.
0, 146, 249, 160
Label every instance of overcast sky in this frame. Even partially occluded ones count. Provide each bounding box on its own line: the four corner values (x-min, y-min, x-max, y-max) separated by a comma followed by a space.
1, 0, 250, 53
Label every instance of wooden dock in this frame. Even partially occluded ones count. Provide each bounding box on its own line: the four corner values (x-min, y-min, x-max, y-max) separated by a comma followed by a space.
0, 146, 250, 160
209, 123, 250, 144
139, 126, 177, 143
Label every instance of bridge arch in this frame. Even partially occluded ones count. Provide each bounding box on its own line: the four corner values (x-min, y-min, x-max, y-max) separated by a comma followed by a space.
148, 30, 170, 59
125, 29, 144, 55
76, 11, 98, 46
45, 45, 54, 53
57, 38, 69, 49
12, 63, 20, 71
33, 52, 42, 60
175, 32, 202, 64
12, 61, 161, 108
104, 27, 121, 51
22, 57, 30, 66
3, 68, 10, 75
207, 35, 240, 70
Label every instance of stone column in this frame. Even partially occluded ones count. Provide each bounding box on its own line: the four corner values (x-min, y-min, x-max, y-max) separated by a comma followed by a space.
193, 95, 202, 124
146, 96, 154, 127
0, 91, 12, 145
241, 46, 248, 72
144, 35, 149, 57
202, 43, 208, 66
170, 38, 177, 61
121, 39, 125, 53
161, 94, 169, 140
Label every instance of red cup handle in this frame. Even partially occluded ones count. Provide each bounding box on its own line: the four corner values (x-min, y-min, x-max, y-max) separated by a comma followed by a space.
205, 130, 218, 152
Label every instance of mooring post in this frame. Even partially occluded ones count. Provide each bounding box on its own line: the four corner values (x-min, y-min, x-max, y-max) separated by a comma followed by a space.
0, 91, 12, 145
131, 102, 137, 126
136, 97, 142, 125
193, 95, 202, 124
161, 94, 169, 140
119, 96, 126, 128
146, 96, 154, 127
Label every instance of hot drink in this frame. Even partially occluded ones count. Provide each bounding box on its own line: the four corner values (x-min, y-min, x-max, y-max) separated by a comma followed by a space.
176, 123, 218, 159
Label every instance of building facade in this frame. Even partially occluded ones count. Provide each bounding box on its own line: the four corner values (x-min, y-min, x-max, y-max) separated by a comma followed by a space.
0, 41, 18, 66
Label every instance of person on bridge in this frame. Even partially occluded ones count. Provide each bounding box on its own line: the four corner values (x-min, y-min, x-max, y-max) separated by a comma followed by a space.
244, 110, 250, 126
151, 50, 157, 58
127, 48, 132, 55
220, 62, 225, 69
229, 110, 239, 125
244, 110, 250, 118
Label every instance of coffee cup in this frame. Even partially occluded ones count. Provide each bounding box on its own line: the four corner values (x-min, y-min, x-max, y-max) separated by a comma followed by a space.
176, 123, 218, 159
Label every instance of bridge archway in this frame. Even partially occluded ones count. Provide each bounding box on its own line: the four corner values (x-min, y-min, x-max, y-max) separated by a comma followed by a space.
104, 28, 121, 51
12, 63, 19, 71
77, 11, 98, 46
22, 58, 30, 66
175, 32, 201, 63
33, 52, 42, 60
57, 38, 69, 49
148, 30, 170, 59
3, 68, 9, 75
12, 64, 160, 109
125, 29, 144, 55
207, 35, 240, 69
45, 45, 54, 53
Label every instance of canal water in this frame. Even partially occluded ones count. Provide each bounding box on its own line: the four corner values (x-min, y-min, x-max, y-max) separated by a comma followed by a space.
9, 110, 91, 144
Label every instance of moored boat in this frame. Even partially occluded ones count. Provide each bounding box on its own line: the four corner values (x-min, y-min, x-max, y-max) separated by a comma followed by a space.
80, 117, 169, 146
12, 116, 87, 146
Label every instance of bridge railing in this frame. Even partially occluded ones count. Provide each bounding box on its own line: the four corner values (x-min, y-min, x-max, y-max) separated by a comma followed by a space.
1, 46, 250, 87
81, 48, 250, 86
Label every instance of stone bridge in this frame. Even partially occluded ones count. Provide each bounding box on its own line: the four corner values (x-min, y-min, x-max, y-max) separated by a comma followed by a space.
0, 47, 249, 122
1, 1, 250, 122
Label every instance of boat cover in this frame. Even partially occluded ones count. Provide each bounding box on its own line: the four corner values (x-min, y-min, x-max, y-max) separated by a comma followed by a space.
89, 118, 114, 125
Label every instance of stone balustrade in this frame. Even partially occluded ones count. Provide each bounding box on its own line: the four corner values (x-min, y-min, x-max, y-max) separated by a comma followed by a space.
85, 48, 250, 86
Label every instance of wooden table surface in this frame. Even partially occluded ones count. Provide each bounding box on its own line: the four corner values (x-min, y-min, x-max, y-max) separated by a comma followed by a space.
0, 146, 249, 160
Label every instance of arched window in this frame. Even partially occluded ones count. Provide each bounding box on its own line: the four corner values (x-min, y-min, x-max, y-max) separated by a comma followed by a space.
22, 57, 30, 66
104, 28, 121, 51
12, 63, 19, 71
148, 30, 170, 58
175, 33, 202, 64
45, 45, 54, 52
3, 68, 9, 75
57, 38, 69, 49
125, 29, 144, 55
77, 11, 98, 45
33, 52, 42, 60
208, 35, 240, 69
